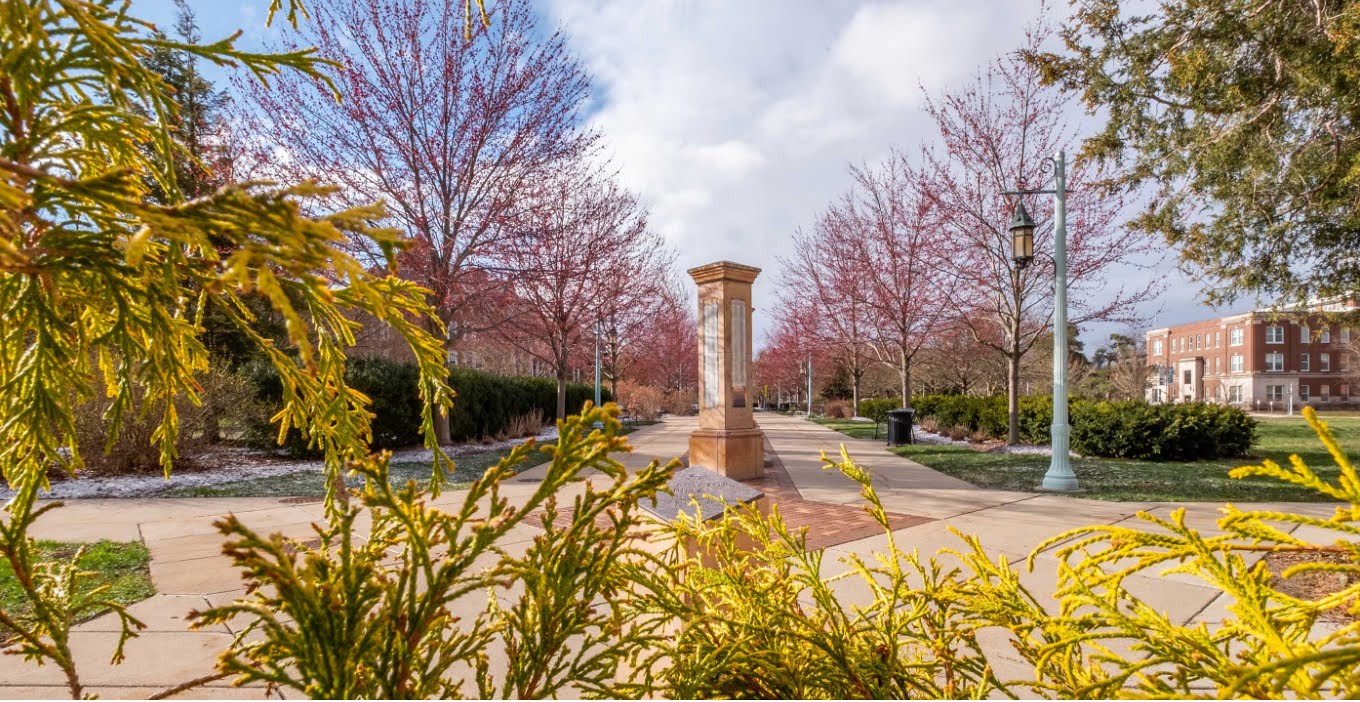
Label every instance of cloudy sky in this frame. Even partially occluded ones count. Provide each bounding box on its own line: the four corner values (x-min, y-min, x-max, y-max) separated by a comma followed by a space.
136, 0, 1254, 351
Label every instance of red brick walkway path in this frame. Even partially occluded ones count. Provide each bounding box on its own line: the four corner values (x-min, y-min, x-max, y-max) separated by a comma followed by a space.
745, 438, 931, 550
529, 438, 932, 548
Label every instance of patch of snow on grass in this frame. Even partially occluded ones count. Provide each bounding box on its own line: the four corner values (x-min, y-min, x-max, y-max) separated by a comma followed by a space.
0, 426, 563, 500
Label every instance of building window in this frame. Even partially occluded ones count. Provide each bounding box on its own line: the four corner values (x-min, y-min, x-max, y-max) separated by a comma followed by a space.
1153, 339, 1163, 356
1267, 385, 1285, 402
1301, 384, 1311, 401
1322, 384, 1331, 402
1266, 352, 1285, 371
1343, 328, 1352, 344
1301, 353, 1310, 372
1173, 338, 1179, 352
1215, 331, 1221, 347
1322, 327, 1332, 343
1322, 353, 1331, 372
1230, 328, 1244, 346
1229, 385, 1243, 403
1343, 353, 1352, 372
1151, 388, 1162, 403
1214, 357, 1221, 374
1345, 383, 1354, 398
1266, 325, 1284, 344
1301, 324, 1310, 343
1183, 369, 1192, 385
1230, 354, 1244, 373
1196, 334, 1202, 349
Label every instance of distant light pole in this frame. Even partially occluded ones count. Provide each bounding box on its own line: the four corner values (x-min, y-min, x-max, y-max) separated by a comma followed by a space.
1007, 149, 1078, 492
806, 353, 813, 419
593, 321, 602, 428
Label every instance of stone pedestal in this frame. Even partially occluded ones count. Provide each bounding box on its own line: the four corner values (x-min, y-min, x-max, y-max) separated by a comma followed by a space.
687, 261, 764, 480
641, 466, 766, 568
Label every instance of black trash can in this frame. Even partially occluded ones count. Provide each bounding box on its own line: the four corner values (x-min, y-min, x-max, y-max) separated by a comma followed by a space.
887, 408, 915, 446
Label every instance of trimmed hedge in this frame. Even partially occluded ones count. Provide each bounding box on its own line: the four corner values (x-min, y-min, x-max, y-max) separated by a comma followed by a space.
858, 397, 900, 423
244, 356, 423, 455
910, 394, 1256, 461
246, 360, 613, 453
1070, 400, 1257, 462
447, 367, 610, 442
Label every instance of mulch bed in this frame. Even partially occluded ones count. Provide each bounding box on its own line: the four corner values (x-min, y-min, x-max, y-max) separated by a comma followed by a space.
1265, 550, 1359, 622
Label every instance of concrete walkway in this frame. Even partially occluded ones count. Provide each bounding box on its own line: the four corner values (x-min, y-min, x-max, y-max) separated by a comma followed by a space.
0, 415, 1342, 698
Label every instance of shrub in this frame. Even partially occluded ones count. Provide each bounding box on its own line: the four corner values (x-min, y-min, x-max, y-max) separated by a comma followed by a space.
654, 415, 1360, 699
911, 395, 1008, 438
71, 366, 260, 474
661, 391, 696, 416
825, 400, 852, 419
244, 357, 424, 455
1070, 400, 1256, 461
910, 394, 1256, 460
1017, 395, 1054, 444
501, 409, 546, 440
617, 381, 664, 421
446, 367, 610, 442
858, 397, 899, 424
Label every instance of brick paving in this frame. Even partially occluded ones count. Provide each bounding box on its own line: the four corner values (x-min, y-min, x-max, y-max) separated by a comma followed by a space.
742, 438, 931, 550
529, 436, 931, 549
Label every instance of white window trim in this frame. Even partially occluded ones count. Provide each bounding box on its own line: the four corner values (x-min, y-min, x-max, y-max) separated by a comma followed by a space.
1266, 325, 1284, 344
1301, 384, 1311, 401
1230, 328, 1244, 346
1321, 353, 1331, 372
1301, 324, 1310, 343
1301, 353, 1310, 372
1266, 352, 1285, 372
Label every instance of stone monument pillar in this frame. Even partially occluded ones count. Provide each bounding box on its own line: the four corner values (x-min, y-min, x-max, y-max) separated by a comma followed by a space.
687, 261, 764, 480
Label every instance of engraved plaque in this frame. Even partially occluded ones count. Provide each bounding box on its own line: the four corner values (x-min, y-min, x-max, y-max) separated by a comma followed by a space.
731, 299, 747, 388
702, 300, 719, 408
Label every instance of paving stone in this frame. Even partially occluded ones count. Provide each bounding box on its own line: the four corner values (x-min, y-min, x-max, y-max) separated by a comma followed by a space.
75, 594, 224, 635
0, 631, 232, 687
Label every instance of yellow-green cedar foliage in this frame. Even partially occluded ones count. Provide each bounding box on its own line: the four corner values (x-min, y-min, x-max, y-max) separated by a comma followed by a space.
4, 1, 1359, 700
0, 1, 454, 696
641, 408, 1359, 698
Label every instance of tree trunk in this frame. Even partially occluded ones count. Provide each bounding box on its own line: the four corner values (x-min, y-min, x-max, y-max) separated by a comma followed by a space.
434, 330, 452, 446
1007, 349, 1021, 445
556, 369, 569, 421
851, 369, 861, 417
900, 351, 912, 409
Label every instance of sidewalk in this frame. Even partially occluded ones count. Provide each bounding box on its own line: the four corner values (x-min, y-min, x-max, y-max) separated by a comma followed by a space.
0, 414, 1342, 698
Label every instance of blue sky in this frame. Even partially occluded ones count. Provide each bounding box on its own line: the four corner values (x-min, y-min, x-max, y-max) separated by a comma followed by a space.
134, 0, 1256, 353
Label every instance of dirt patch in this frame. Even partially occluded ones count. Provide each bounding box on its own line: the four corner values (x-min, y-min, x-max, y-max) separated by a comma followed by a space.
279, 496, 325, 505
1265, 550, 1359, 622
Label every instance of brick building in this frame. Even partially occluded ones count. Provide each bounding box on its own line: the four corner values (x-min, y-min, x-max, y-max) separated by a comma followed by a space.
1146, 304, 1360, 410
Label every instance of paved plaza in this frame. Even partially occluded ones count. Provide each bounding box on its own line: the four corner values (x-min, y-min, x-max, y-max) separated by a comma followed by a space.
0, 414, 1341, 699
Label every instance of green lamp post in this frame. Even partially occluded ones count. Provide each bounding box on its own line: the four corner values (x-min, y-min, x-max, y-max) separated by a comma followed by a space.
1006, 150, 1078, 491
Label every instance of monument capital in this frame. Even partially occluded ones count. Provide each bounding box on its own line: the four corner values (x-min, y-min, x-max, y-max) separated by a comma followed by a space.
686, 260, 762, 286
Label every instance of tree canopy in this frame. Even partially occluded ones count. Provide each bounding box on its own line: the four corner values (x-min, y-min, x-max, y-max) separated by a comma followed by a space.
1030, 0, 1360, 307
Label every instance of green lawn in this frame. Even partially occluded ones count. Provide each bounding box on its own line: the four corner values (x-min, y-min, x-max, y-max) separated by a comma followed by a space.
813, 418, 885, 440
820, 415, 1360, 502
1, 540, 154, 639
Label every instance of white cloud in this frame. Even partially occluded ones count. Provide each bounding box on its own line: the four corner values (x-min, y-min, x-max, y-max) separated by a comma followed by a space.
540, 0, 1228, 349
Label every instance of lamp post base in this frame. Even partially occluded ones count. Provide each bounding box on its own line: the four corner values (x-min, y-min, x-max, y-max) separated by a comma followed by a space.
1041, 471, 1081, 491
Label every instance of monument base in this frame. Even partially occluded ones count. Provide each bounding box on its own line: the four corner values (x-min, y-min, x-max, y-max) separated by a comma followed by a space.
688, 427, 765, 480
